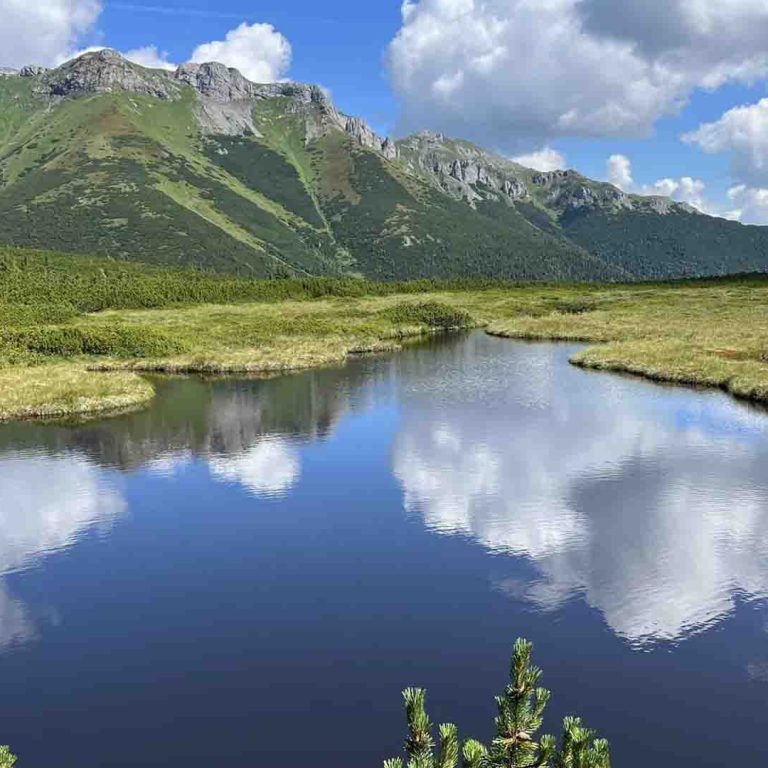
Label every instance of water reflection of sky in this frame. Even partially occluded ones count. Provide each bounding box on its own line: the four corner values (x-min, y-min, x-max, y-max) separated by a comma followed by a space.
392, 336, 768, 646
1, 334, 768, 656
0, 451, 125, 648
1, 334, 768, 768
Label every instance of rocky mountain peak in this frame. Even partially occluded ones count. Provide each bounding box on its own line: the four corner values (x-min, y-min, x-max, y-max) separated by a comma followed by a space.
41, 49, 179, 100
12, 49, 397, 159
415, 130, 446, 143
174, 62, 255, 101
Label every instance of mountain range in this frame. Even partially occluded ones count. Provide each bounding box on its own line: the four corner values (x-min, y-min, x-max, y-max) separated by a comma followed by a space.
1, 49, 767, 281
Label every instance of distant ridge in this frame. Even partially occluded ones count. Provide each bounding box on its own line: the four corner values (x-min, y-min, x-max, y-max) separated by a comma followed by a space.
0, 49, 766, 280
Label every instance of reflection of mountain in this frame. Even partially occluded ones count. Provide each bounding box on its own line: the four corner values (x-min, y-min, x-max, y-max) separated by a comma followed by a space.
0, 363, 378, 497
0, 366, 361, 467
0, 452, 125, 649
393, 334, 768, 645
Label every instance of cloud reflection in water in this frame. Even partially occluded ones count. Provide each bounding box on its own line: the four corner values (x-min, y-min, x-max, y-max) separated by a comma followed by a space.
393, 336, 768, 646
208, 438, 301, 498
0, 452, 125, 649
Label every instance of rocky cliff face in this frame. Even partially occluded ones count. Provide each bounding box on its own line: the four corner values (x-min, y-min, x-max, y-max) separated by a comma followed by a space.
13, 50, 397, 157
341, 117, 398, 160
398, 131, 531, 204
397, 131, 689, 218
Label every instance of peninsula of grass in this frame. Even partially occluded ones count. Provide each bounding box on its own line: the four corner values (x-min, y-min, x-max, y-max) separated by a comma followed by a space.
0, 246, 767, 420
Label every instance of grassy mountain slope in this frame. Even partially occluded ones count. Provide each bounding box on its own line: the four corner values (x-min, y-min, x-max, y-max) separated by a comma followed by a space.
0, 71, 617, 280
1, 51, 768, 281
0, 77, 346, 275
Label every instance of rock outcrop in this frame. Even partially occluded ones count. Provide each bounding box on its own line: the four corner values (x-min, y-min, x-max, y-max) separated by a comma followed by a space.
398, 131, 530, 204
21, 50, 398, 158
174, 62, 255, 101
41, 49, 178, 99
340, 116, 398, 159
20, 65, 47, 78
397, 131, 689, 217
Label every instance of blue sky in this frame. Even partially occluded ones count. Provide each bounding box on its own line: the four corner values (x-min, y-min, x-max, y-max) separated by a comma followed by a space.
5, 0, 768, 222
99, 1, 403, 135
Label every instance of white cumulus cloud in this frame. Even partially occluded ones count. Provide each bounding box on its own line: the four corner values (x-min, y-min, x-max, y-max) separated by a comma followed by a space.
190, 22, 291, 83
684, 98, 768, 188
606, 154, 634, 191
387, 0, 768, 148
511, 147, 566, 172
0, 0, 102, 68
123, 45, 175, 71
680, 99, 768, 223
726, 185, 768, 224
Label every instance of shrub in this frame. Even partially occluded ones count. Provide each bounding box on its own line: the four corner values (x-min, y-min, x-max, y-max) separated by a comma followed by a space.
0, 325, 187, 358
0, 746, 16, 768
385, 301, 474, 330
0, 246, 514, 311
384, 638, 609, 768
0, 302, 79, 327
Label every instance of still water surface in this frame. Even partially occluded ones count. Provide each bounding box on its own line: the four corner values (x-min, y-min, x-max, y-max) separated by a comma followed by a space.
1, 332, 768, 766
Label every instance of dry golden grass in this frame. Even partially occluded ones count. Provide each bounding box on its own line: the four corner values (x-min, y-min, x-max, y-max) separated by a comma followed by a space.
0, 363, 153, 421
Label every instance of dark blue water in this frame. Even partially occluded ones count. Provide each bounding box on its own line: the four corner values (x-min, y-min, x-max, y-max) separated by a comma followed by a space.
1, 331, 768, 767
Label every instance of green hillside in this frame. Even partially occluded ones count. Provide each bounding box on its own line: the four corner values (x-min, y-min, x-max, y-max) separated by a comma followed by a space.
1, 50, 768, 281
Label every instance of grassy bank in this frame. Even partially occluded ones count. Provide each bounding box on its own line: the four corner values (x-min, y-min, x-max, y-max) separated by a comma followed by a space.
483, 277, 768, 403
0, 364, 154, 421
1, 247, 767, 420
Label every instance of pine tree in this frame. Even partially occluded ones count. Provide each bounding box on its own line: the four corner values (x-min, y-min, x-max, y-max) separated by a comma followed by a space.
384, 639, 609, 768
384, 688, 461, 768
488, 637, 554, 767
0, 746, 16, 768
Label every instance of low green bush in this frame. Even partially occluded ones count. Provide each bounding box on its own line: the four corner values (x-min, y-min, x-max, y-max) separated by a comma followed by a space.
0, 325, 187, 358
0, 246, 513, 312
0, 302, 80, 326
385, 301, 474, 330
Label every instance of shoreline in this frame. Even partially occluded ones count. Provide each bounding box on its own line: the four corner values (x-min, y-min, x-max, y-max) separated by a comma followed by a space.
0, 326, 471, 423
5, 325, 768, 424
487, 328, 768, 408
3, 278, 768, 423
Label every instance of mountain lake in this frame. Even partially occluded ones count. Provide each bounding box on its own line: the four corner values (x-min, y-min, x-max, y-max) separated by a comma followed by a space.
0, 331, 767, 767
